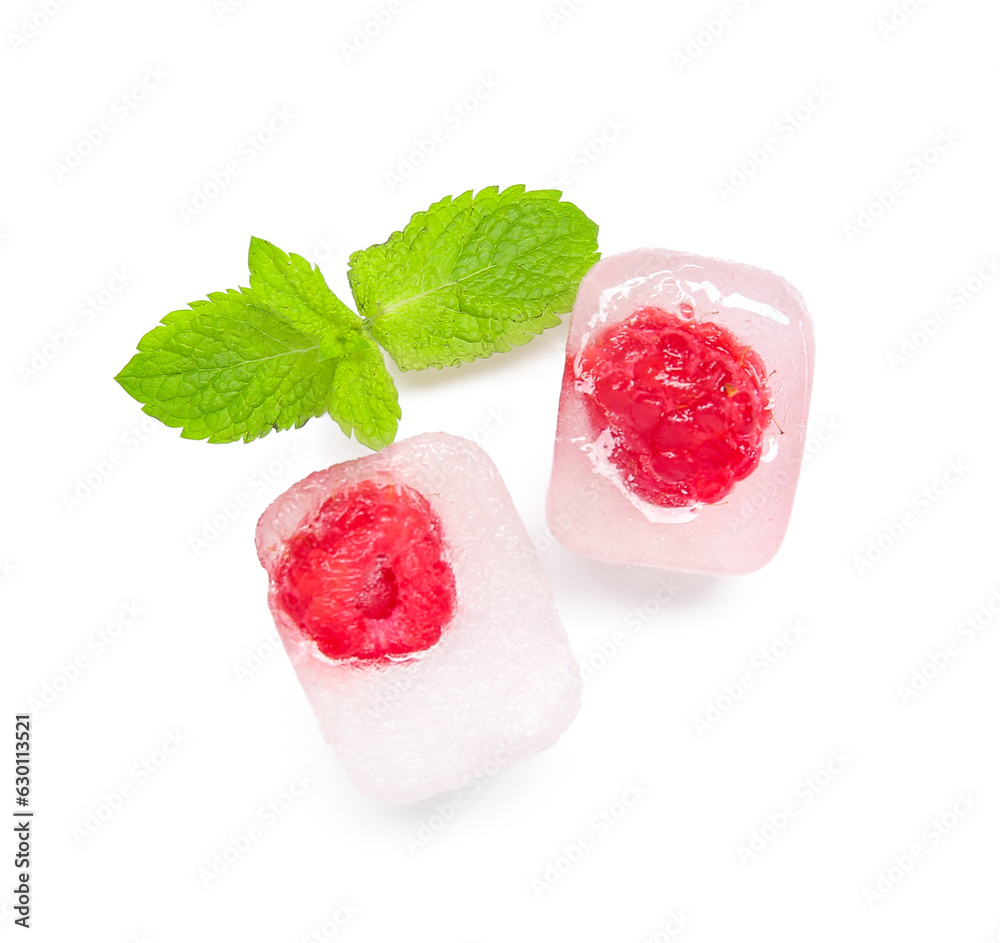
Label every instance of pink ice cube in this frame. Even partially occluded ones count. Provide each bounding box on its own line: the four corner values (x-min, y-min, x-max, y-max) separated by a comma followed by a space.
547, 249, 815, 575
257, 432, 581, 804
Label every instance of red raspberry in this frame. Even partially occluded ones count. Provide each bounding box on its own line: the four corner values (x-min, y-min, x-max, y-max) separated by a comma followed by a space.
275, 480, 456, 662
576, 306, 771, 508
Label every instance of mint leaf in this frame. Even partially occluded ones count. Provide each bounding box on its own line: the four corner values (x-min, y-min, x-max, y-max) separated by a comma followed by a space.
116, 290, 335, 444
115, 287, 399, 448
347, 185, 600, 370
248, 236, 361, 340
325, 337, 401, 449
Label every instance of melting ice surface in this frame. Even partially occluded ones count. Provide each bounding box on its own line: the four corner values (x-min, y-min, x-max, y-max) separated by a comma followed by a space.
681, 279, 792, 325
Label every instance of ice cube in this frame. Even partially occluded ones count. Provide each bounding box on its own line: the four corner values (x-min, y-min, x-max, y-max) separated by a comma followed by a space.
547, 249, 815, 575
256, 432, 581, 804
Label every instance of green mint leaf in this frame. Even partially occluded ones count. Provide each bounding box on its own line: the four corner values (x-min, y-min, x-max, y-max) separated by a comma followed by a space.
115, 288, 399, 448
325, 336, 401, 450
248, 236, 361, 339
346, 185, 600, 370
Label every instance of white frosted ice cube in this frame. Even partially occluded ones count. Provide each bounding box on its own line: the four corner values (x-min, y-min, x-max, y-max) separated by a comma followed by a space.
547, 248, 815, 575
256, 432, 581, 804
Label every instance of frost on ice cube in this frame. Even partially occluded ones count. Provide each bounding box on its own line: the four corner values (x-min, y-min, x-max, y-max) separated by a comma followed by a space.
256, 432, 581, 804
547, 249, 815, 575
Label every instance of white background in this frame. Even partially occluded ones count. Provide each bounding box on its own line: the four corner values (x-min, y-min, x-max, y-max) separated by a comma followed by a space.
3, 0, 1000, 940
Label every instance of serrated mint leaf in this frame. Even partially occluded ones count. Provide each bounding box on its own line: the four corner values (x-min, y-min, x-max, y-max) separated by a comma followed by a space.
248, 236, 361, 339
115, 287, 399, 448
347, 185, 600, 370
325, 336, 401, 450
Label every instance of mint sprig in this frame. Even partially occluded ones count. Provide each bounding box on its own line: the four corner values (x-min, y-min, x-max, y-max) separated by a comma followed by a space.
116, 187, 600, 448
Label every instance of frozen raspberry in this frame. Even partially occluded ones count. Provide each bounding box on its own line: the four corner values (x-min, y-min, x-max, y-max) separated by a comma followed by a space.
274, 480, 456, 662
577, 306, 771, 508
